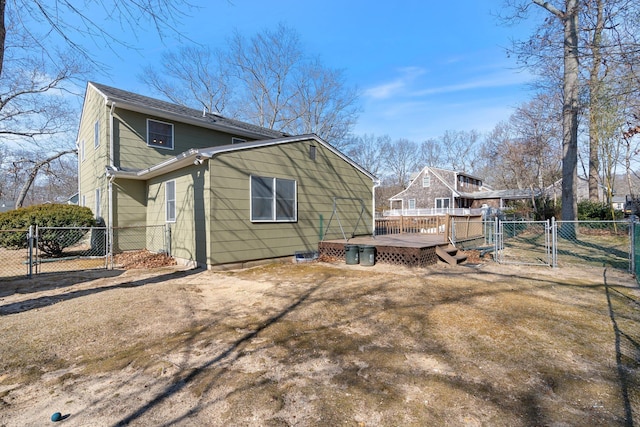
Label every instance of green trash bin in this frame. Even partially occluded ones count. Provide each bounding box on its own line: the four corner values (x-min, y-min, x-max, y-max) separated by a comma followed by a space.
345, 245, 359, 265
359, 245, 376, 266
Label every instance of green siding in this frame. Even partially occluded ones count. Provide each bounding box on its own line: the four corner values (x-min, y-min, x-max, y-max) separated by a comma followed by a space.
147, 163, 210, 266
113, 110, 256, 171
78, 86, 109, 220
207, 140, 373, 265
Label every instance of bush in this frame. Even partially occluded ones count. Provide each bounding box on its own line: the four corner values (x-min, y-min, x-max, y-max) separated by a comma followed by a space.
577, 200, 624, 220
0, 204, 96, 256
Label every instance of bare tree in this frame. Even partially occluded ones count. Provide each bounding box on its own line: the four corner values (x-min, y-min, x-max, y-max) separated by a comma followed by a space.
440, 129, 481, 173
0, 0, 193, 207
344, 134, 388, 178
504, 0, 580, 221
143, 24, 360, 144
140, 46, 231, 114
382, 138, 421, 188
479, 95, 562, 191
419, 138, 443, 167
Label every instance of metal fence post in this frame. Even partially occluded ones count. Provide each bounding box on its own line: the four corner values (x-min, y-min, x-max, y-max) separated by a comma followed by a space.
630, 216, 636, 275
165, 224, 172, 256
551, 217, 557, 268
27, 225, 33, 277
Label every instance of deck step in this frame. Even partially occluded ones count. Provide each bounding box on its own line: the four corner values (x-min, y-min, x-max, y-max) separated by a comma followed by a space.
436, 245, 467, 266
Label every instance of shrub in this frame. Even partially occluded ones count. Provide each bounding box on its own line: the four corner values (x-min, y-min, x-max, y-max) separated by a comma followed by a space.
577, 200, 623, 220
0, 204, 96, 256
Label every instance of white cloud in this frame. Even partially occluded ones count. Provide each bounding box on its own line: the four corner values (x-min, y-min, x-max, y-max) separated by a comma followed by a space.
413, 71, 533, 97
363, 66, 427, 100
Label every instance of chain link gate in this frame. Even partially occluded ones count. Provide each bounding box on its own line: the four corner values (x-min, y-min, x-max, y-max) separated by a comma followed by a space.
494, 218, 554, 266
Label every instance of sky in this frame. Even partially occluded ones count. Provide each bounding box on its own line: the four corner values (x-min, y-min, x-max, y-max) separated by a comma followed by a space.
88, 0, 541, 142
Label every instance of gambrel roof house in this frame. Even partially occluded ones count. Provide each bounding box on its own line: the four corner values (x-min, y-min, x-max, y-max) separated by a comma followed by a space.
388, 166, 534, 214
77, 82, 376, 268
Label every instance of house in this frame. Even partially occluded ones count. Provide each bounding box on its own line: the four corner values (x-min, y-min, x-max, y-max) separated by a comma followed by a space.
387, 166, 534, 215
77, 82, 376, 268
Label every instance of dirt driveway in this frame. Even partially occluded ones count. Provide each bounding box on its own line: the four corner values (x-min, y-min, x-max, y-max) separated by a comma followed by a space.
0, 260, 638, 426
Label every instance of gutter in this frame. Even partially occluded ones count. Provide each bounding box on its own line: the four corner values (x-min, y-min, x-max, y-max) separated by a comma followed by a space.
106, 149, 213, 180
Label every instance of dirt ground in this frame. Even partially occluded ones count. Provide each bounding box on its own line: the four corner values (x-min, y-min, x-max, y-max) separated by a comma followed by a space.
0, 257, 639, 426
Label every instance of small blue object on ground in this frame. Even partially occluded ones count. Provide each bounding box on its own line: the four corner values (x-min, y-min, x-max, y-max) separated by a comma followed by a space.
51, 412, 62, 422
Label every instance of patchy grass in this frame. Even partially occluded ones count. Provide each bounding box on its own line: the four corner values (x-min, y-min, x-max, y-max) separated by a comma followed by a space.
0, 262, 638, 426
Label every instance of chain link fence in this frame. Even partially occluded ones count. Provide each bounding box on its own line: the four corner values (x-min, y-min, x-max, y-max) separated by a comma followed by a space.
556, 220, 631, 270
0, 224, 170, 278
450, 217, 633, 272
33, 226, 108, 275
0, 229, 30, 278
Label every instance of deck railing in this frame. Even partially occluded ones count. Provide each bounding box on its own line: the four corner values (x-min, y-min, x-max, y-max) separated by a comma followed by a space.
375, 214, 485, 242
382, 208, 485, 217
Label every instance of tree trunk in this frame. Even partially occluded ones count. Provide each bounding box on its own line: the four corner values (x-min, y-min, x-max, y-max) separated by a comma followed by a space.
588, 0, 604, 201
0, 0, 5, 78
14, 150, 76, 209
533, 0, 580, 225
561, 0, 580, 224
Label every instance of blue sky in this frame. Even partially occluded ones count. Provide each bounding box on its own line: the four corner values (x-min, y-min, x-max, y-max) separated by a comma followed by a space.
91, 0, 540, 142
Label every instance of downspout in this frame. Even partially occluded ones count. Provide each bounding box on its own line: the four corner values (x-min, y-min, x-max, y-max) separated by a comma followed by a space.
372, 179, 381, 237
108, 103, 116, 266
76, 139, 81, 206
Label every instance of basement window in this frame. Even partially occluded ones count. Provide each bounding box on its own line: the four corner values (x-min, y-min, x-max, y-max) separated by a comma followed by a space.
147, 119, 174, 150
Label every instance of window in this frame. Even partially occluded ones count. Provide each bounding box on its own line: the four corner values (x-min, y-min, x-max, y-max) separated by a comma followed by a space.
250, 176, 297, 222
148, 119, 174, 149
165, 180, 176, 222
94, 120, 100, 148
422, 175, 430, 187
435, 198, 450, 209
309, 145, 317, 161
232, 137, 246, 144
95, 188, 101, 218
408, 199, 416, 210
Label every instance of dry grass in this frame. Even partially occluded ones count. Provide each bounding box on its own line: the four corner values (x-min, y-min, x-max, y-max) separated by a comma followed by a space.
0, 261, 638, 426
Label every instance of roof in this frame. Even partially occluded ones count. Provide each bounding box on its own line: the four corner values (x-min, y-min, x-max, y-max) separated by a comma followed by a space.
88, 82, 289, 140
459, 188, 538, 200
106, 134, 377, 182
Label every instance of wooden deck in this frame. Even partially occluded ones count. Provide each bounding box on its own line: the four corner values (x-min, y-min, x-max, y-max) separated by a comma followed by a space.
319, 233, 450, 267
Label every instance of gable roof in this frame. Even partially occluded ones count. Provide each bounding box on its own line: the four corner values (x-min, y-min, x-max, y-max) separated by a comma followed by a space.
106, 134, 377, 182
88, 82, 289, 140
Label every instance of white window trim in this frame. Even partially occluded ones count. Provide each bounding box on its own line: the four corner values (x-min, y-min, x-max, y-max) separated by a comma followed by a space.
250, 175, 297, 223
94, 120, 100, 149
408, 199, 416, 210
422, 175, 430, 187
435, 197, 450, 209
165, 180, 176, 222
147, 118, 175, 150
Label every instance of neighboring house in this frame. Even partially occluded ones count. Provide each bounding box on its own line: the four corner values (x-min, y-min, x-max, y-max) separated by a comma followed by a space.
66, 193, 79, 205
388, 166, 534, 214
612, 195, 625, 211
77, 82, 376, 268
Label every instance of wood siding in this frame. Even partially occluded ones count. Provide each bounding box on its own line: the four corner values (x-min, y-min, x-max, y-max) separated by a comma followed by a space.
146, 163, 211, 266
207, 140, 372, 266
112, 109, 257, 171
78, 86, 109, 220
